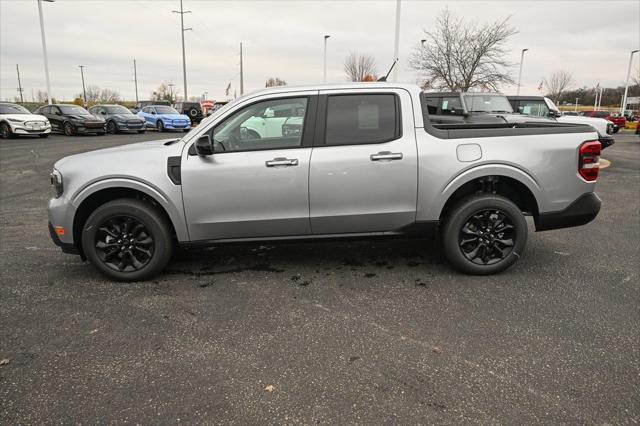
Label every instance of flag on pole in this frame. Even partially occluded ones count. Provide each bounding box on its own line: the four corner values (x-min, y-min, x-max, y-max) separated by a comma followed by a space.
225, 82, 231, 96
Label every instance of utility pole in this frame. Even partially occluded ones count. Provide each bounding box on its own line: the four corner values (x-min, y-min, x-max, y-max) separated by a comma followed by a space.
37, 0, 54, 105
392, 0, 401, 82
620, 49, 639, 115
323, 35, 330, 83
133, 59, 139, 103
79, 65, 87, 105
516, 48, 529, 96
173, 0, 191, 101
240, 42, 244, 96
16, 64, 24, 103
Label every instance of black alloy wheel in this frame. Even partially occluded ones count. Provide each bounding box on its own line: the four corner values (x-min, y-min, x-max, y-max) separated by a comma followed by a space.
458, 209, 516, 265
106, 121, 118, 134
64, 122, 75, 136
0, 122, 12, 138
94, 215, 155, 272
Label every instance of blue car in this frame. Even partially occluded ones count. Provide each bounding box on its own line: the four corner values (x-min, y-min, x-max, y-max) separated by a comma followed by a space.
137, 105, 191, 132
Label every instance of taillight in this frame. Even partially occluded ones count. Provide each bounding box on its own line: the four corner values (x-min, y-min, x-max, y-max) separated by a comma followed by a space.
578, 141, 601, 181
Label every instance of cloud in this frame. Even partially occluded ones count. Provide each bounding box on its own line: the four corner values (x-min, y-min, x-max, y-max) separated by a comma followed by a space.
1, 0, 638, 101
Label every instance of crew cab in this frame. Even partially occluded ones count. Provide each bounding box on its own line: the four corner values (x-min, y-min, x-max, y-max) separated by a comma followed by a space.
48, 83, 602, 281
507, 96, 615, 149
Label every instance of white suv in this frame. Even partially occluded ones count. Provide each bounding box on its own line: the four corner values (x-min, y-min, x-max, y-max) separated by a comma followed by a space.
0, 103, 51, 138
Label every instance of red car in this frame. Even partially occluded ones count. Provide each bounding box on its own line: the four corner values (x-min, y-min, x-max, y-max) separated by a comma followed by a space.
582, 110, 625, 132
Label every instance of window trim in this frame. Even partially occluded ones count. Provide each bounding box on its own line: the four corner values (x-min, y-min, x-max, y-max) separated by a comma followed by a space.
314, 92, 402, 147
188, 95, 317, 156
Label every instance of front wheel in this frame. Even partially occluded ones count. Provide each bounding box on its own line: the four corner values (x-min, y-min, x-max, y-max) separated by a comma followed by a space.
156, 120, 165, 132
63, 122, 75, 136
106, 121, 118, 134
81, 198, 174, 281
0, 122, 13, 138
442, 194, 528, 275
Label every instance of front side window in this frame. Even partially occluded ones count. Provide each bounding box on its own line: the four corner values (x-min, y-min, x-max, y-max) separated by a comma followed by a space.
209, 97, 308, 153
325, 94, 398, 145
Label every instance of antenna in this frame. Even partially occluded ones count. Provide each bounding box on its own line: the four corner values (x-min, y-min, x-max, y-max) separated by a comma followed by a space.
377, 59, 398, 82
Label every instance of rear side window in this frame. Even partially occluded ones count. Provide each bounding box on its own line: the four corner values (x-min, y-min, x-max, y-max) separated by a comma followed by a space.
325, 94, 399, 145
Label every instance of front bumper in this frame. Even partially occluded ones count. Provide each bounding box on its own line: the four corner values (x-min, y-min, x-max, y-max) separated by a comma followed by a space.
74, 123, 105, 134
48, 222, 79, 255
115, 121, 145, 131
164, 122, 191, 130
10, 122, 51, 135
535, 192, 601, 231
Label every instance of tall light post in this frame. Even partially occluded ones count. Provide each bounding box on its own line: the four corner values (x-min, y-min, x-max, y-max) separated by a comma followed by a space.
37, 0, 55, 105
239, 42, 244, 95
173, 0, 191, 101
168, 82, 174, 103
516, 48, 528, 96
620, 49, 639, 115
133, 59, 139, 104
392, 0, 401, 82
78, 65, 86, 105
323, 35, 330, 83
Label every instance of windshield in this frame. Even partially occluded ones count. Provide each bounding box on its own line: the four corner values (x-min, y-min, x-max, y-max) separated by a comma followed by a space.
463, 94, 513, 113
104, 105, 132, 114
60, 105, 90, 115
0, 104, 31, 114
155, 106, 179, 114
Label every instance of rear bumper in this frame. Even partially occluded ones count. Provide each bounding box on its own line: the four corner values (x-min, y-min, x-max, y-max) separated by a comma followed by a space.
535, 192, 601, 231
598, 135, 615, 149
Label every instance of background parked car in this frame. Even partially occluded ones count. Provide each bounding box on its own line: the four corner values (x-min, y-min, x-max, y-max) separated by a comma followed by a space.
137, 105, 191, 132
0, 102, 51, 138
131, 100, 171, 114
582, 110, 624, 132
174, 102, 203, 124
35, 104, 105, 136
89, 104, 146, 134
207, 101, 229, 116
507, 96, 615, 148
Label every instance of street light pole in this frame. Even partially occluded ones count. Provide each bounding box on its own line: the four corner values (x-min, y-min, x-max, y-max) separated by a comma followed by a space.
173, 0, 191, 101
78, 65, 86, 105
133, 59, 139, 104
516, 48, 528, 96
37, 0, 54, 105
620, 49, 639, 116
239, 42, 244, 95
392, 0, 401, 82
323, 35, 330, 83
16, 64, 24, 103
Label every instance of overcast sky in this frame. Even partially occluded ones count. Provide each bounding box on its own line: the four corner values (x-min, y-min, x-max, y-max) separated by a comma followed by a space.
0, 0, 638, 102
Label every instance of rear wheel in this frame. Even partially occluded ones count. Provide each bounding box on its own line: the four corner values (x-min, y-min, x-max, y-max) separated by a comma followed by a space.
82, 198, 173, 282
442, 194, 527, 275
156, 120, 165, 132
63, 122, 75, 136
0, 122, 13, 138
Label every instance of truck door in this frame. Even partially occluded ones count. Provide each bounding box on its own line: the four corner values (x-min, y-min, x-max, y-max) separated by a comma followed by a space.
309, 89, 418, 234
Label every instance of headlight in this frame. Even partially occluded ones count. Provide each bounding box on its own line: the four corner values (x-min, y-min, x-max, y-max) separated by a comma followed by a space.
7, 118, 24, 123
50, 169, 63, 198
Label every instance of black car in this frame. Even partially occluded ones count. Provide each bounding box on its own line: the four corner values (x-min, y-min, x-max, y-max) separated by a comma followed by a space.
89, 104, 145, 134
174, 102, 203, 124
35, 104, 105, 136
132, 100, 170, 113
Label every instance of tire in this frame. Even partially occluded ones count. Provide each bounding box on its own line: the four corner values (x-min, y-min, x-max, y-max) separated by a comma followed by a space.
156, 120, 165, 132
442, 194, 527, 275
38, 134, 49, 138
187, 108, 199, 118
81, 198, 174, 282
63, 122, 75, 136
0, 122, 13, 139
106, 121, 118, 134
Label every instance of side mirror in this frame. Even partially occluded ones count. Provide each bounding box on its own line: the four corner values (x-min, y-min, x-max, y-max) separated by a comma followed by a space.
151, 111, 157, 115
195, 135, 214, 156
550, 110, 562, 118
100, 110, 106, 115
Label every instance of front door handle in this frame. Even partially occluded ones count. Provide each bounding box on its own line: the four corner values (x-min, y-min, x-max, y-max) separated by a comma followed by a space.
265, 157, 298, 167
370, 151, 403, 161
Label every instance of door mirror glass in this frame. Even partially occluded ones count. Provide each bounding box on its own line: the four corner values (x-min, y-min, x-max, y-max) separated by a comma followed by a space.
195, 135, 214, 156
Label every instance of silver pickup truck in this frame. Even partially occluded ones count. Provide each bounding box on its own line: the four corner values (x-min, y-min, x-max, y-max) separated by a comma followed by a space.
48, 83, 602, 281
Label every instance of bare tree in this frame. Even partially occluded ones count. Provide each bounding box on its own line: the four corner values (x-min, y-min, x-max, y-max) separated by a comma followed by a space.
265, 77, 287, 87
409, 8, 517, 91
544, 70, 574, 103
344, 52, 377, 82
151, 83, 173, 102
99, 88, 121, 103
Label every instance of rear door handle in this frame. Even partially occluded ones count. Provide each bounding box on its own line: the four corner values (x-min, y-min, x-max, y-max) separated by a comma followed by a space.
370, 151, 403, 161
265, 157, 298, 167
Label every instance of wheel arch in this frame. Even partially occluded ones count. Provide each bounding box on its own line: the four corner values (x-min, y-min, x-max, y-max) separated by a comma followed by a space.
435, 165, 542, 223
71, 180, 188, 256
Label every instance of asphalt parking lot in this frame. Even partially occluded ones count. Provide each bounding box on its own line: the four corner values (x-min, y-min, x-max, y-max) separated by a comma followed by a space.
1, 130, 638, 424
